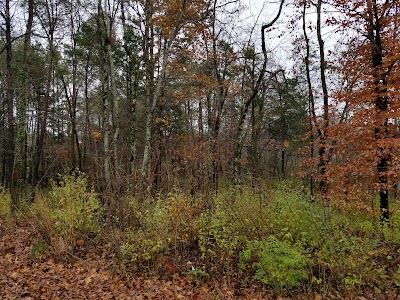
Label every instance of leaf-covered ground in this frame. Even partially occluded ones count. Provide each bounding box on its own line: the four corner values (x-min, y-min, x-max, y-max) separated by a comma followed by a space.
0, 218, 279, 300
2, 218, 397, 299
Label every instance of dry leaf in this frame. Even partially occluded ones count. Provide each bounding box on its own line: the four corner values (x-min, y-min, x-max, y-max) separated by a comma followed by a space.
9, 272, 18, 280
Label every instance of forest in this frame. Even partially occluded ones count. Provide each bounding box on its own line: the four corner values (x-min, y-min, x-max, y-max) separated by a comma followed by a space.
0, 0, 400, 298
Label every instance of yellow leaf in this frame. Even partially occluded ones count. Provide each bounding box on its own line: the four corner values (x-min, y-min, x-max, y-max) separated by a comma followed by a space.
284, 140, 290, 148
85, 276, 93, 285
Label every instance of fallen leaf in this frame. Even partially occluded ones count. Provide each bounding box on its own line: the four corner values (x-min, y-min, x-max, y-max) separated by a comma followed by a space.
85, 276, 93, 285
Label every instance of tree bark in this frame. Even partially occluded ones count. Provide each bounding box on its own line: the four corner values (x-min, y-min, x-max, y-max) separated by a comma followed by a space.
4, 0, 15, 189
121, 0, 139, 186
32, 25, 55, 193
316, 0, 329, 200
11, 0, 34, 207
97, 0, 115, 191
366, 0, 389, 222
302, 0, 316, 199
141, 0, 187, 192
61, 76, 82, 171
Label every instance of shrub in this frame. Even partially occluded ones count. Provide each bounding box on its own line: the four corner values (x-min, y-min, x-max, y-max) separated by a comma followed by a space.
309, 215, 383, 293
121, 191, 199, 270
240, 235, 309, 291
186, 268, 209, 284
50, 172, 101, 234
31, 171, 101, 255
30, 239, 48, 259
198, 202, 240, 263
0, 185, 11, 217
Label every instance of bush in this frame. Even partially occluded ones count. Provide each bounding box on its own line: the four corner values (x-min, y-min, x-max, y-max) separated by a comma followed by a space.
0, 185, 11, 217
31, 171, 101, 255
309, 215, 383, 293
240, 235, 309, 291
198, 203, 240, 263
121, 198, 168, 263
121, 191, 199, 269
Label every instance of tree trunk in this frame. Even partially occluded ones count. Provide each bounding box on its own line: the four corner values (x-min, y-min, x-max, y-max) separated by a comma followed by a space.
121, 0, 139, 187
61, 76, 82, 171
97, 0, 112, 190
366, 0, 389, 222
316, 0, 329, 200
32, 29, 55, 192
232, 0, 285, 187
302, 0, 316, 199
141, 0, 187, 193
142, 41, 169, 182
83, 56, 91, 172
4, 0, 15, 190
11, 0, 34, 207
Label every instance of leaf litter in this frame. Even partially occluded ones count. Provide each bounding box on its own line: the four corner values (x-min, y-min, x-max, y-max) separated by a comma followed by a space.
0, 220, 278, 299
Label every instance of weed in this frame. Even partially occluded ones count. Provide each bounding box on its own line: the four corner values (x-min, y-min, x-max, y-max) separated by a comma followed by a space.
186, 268, 209, 284
240, 236, 309, 291
30, 239, 48, 259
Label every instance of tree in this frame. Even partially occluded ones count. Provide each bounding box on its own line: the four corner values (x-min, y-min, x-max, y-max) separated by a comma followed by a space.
0, 0, 15, 190
232, 0, 285, 186
328, 0, 400, 221
120, 0, 142, 184
97, 0, 119, 191
31, 0, 62, 192
11, 0, 34, 207
301, 0, 316, 197
140, 0, 211, 193
315, 0, 330, 200
268, 75, 308, 177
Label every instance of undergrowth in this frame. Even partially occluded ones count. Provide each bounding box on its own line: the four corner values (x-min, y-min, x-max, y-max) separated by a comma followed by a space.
30, 171, 102, 256
1, 177, 399, 296
0, 185, 11, 218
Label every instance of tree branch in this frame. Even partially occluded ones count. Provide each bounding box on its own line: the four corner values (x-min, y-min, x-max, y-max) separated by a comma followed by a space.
0, 31, 33, 55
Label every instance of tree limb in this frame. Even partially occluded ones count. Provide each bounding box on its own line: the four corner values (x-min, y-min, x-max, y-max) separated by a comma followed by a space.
0, 31, 33, 55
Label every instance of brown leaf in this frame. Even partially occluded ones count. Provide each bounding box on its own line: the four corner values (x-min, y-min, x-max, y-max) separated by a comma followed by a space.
9, 272, 18, 280
164, 257, 177, 273
84, 276, 93, 285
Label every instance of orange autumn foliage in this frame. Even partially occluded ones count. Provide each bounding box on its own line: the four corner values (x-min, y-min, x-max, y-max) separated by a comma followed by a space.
326, 0, 400, 209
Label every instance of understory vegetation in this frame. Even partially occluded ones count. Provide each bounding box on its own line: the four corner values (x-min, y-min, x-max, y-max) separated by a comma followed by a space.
1, 174, 399, 297
1, 0, 400, 298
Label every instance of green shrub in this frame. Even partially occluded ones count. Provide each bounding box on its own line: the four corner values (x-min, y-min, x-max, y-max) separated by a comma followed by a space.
310, 217, 383, 292
186, 268, 209, 284
30, 239, 48, 259
121, 191, 199, 267
52, 173, 100, 234
240, 235, 309, 291
31, 171, 101, 255
0, 185, 11, 217
198, 202, 240, 261
121, 198, 168, 263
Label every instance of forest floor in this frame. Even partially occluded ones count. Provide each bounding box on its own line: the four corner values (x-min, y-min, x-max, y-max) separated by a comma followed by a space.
0, 217, 398, 300
0, 217, 292, 300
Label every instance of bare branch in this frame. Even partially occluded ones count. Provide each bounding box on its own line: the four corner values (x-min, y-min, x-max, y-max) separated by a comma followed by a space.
0, 31, 33, 55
